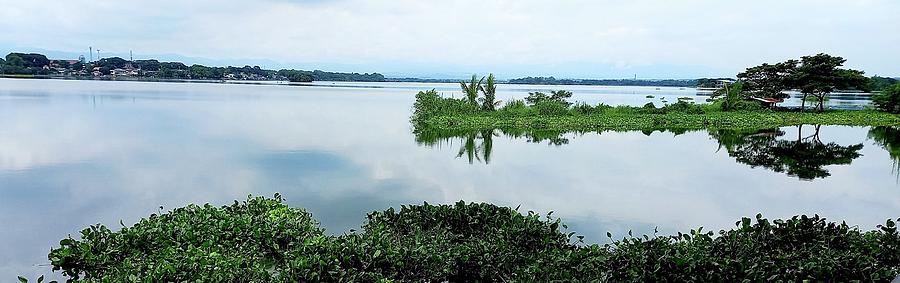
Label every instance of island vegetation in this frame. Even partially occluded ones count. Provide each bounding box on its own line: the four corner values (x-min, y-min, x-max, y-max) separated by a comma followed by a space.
31, 195, 900, 282
413, 54, 900, 132
0, 52, 385, 82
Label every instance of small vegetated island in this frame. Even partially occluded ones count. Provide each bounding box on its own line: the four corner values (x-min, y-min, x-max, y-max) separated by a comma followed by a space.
412, 53, 900, 132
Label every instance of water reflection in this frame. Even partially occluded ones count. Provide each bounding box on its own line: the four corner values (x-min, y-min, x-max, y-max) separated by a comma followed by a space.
711, 125, 863, 180
416, 129, 575, 164
417, 125, 868, 180
868, 126, 900, 176
1, 79, 897, 280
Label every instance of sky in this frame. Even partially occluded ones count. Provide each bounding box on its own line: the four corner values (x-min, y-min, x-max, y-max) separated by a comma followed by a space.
0, 0, 897, 79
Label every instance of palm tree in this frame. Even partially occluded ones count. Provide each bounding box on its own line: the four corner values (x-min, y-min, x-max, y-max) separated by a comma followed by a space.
460, 74, 484, 107
480, 74, 500, 111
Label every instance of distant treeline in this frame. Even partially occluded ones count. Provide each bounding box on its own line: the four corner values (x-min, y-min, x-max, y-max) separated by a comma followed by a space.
509, 76, 716, 88
386, 77, 463, 83
508, 76, 899, 92
0, 52, 385, 82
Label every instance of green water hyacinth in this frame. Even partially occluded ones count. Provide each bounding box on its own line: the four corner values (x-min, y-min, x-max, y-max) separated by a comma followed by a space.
44, 195, 900, 282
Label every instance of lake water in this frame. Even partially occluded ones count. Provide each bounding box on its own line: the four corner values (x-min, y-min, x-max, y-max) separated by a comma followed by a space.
1, 78, 898, 279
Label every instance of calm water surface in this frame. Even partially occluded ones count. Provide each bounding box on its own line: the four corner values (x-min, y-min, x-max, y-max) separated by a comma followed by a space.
1, 78, 898, 279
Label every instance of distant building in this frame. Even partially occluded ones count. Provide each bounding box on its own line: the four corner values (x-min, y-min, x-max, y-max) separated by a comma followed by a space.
111, 68, 138, 77
748, 96, 785, 108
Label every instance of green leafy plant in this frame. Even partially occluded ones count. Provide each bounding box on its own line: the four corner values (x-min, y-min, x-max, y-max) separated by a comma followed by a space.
479, 73, 500, 111
525, 90, 573, 107
459, 74, 484, 107
45, 196, 900, 282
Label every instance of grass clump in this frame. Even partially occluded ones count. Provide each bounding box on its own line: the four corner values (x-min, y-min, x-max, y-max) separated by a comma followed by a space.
45, 196, 900, 282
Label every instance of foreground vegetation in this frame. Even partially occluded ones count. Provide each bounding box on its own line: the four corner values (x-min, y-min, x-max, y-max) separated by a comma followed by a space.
42, 195, 900, 282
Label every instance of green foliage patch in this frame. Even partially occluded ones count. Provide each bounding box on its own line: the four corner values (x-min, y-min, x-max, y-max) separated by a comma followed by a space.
873, 83, 900, 114
46, 196, 900, 281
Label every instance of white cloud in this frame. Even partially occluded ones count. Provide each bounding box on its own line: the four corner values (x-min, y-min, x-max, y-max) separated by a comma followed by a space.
0, 0, 897, 77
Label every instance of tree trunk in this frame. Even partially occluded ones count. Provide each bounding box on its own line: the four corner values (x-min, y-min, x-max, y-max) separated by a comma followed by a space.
816, 94, 825, 112
800, 93, 808, 111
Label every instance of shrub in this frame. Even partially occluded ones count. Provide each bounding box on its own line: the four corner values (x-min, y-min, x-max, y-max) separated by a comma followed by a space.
570, 102, 597, 115
412, 89, 477, 121
729, 100, 765, 111
533, 100, 570, 116
570, 103, 613, 115
346, 201, 575, 281
497, 99, 535, 116
660, 100, 704, 114
873, 83, 900, 114
501, 99, 527, 109
525, 90, 573, 107
46, 197, 900, 282
48, 194, 323, 282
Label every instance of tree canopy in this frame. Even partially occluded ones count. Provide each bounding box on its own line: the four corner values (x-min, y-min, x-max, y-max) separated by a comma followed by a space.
791, 54, 868, 111
737, 60, 797, 100
733, 53, 869, 111
867, 76, 899, 92
872, 83, 900, 114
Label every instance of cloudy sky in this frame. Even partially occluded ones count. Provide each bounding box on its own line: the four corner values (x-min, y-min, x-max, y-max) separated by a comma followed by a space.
0, 0, 897, 78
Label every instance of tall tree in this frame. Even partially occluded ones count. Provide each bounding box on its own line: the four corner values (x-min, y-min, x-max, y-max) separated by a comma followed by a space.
737, 60, 797, 101
791, 54, 867, 112
479, 74, 500, 111
3, 54, 26, 74
460, 74, 484, 107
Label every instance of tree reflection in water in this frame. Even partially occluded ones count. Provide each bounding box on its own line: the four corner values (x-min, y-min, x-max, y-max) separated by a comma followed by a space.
415, 129, 572, 164
868, 126, 900, 177
416, 125, 865, 179
711, 125, 863, 180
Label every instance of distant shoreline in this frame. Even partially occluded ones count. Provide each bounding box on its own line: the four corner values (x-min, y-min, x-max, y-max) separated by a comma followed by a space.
0, 76, 884, 98
1, 74, 714, 88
